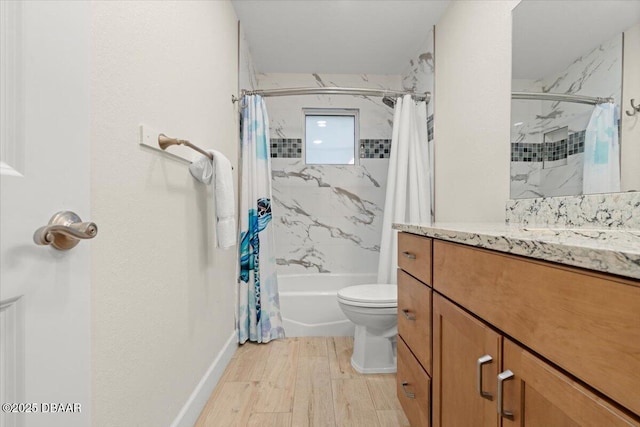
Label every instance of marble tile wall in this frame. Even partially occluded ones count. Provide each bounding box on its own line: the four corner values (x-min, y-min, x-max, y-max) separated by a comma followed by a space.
272, 159, 388, 273
258, 73, 397, 274
510, 34, 622, 199
505, 191, 640, 229
257, 28, 434, 276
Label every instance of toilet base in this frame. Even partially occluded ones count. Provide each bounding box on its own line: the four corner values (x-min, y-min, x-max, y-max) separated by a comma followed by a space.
350, 326, 397, 374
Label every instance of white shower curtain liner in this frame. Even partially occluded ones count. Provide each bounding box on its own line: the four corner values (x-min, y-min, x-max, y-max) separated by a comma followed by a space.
377, 95, 432, 284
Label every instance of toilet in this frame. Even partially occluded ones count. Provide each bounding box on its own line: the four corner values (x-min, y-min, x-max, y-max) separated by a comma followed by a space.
337, 284, 397, 374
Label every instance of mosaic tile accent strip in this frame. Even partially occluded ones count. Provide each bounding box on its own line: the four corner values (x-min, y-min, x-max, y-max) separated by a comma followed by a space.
271, 138, 302, 158
360, 139, 391, 159
567, 130, 586, 155
511, 143, 543, 162
544, 139, 568, 162
511, 130, 586, 162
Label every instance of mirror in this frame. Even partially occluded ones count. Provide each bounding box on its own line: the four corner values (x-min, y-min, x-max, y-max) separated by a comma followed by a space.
510, 0, 640, 199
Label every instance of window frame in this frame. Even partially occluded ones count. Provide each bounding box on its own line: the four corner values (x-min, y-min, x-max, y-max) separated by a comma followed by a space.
302, 108, 360, 165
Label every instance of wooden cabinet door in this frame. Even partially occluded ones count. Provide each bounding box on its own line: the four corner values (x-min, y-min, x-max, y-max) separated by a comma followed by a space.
433, 294, 502, 427
501, 339, 639, 427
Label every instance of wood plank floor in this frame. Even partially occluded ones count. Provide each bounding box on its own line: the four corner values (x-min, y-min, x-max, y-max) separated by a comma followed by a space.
195, 337, 410, 427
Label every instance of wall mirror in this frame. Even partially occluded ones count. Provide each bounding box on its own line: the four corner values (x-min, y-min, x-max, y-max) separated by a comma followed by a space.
510, 0, 640, 199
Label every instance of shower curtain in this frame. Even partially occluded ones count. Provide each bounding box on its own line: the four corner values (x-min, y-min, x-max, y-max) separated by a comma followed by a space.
583, 103, 620, 194
238, 95, 285, 344
378, 95, 431, 284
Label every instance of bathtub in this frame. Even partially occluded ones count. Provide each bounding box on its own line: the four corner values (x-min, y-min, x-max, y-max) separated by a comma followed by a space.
278, 273, 377, 337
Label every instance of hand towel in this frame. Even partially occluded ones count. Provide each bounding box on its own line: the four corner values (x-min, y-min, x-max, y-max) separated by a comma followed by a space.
189, 150, 237, 249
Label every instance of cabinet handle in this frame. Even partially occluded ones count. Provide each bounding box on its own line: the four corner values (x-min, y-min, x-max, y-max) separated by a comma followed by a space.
401, 309, 416, 321
402, 251, 416, 260
476, 355, 493, 400
401, 381, 415, 399
497, 370, 514, 420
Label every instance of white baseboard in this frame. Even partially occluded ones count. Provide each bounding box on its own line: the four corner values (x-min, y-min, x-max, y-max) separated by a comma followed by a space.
170, 331, 237, 427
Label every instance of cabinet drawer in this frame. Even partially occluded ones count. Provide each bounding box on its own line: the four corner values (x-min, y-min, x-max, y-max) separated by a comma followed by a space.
398, 269, 432, 374
398, 233, 432, 284
397, 337, 431, 427
433, 240, 640, 415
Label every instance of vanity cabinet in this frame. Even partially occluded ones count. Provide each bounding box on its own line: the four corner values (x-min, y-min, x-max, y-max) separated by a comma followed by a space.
397, 233, 433, 427
433, 294, 636, 426
432, 294, 500, 426
396, 232, 640, 427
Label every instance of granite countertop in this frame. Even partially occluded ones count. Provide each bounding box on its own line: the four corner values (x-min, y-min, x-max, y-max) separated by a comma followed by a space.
393, 222, 640, 280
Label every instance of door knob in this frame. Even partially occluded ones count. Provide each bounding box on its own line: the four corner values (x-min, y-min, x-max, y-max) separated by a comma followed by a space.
33, 211, 98, 250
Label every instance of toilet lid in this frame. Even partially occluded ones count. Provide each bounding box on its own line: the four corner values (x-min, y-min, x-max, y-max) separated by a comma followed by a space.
337, 284, 397, 307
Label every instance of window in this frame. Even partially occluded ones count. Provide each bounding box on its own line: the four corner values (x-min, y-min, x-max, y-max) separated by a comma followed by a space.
304, 109, 359, 165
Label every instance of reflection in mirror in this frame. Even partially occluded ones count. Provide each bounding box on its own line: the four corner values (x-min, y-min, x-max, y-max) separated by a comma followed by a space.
510, 0, 640, 199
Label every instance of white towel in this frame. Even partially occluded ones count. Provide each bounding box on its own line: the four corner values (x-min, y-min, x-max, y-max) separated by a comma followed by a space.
189, 150, 237, 249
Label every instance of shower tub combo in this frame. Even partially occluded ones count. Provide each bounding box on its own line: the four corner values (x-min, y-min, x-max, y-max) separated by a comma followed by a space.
277, 273, 377, 337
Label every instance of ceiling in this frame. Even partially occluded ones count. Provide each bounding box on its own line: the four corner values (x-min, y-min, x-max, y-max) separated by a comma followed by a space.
232, 0, 451, 75
234, 1, 640, 80
512, 0, 640, 80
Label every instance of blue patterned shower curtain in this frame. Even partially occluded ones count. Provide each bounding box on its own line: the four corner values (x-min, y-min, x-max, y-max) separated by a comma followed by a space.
238, 95, 285, 344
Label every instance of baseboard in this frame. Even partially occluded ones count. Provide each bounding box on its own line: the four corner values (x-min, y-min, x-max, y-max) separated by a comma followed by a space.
170, 330, 237, 427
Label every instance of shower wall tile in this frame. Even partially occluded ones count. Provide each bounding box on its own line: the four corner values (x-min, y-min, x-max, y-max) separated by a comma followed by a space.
511, 34, 622, 145
271, 138, 302, 158
402, 27, 435, 119
510, 34, 622, 199
510, 154, 584, 199
257, 73, 400, 139
510, 131, 586, 163
271, 158, 388, 275
262, 64, 432, 276
360, 139, 391, 158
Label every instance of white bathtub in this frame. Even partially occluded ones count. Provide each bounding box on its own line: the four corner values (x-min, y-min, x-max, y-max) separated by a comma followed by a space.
278, 273, 377, 337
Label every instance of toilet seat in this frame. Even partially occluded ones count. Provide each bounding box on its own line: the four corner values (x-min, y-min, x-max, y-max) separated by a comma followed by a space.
337, 284, 397, 308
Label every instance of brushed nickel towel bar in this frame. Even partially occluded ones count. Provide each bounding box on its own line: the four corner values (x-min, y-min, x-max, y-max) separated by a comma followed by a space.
158, 133, 213, 160
231, 87, 431, 103
512, 91, 614, 106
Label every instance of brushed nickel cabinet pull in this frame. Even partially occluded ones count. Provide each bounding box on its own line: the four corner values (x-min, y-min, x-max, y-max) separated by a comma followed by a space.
402, 251, 416, 260
34, 211, 98, 251
497, 370, 515, 420
477, 355, 493, 400
401, 381, 415, 399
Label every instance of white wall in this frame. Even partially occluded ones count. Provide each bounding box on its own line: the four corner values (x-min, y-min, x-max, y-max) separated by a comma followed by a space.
90, 2, 239, 426
622, 22, 640, 192
434, 1, 516, 222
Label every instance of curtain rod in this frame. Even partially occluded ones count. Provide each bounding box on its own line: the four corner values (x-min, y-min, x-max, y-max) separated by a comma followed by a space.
232, 87, 431, 103
512, 91, 614, 106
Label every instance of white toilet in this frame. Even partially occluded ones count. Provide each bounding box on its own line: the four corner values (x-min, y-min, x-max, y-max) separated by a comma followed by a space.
337, 284, 397, 374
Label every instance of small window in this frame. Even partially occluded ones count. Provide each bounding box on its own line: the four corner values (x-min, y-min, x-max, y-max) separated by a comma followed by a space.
304, 109, 359, 165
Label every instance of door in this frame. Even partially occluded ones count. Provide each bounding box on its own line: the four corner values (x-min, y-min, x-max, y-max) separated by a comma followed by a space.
0, 2, 91, 427
433, 294, 501, 427
500, 339, 639, 427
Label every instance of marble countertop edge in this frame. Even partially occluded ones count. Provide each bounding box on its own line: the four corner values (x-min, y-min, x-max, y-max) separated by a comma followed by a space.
393, 222, 640, 280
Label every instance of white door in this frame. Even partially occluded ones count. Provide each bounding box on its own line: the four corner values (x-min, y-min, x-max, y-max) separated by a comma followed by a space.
0, 2, 91, 427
